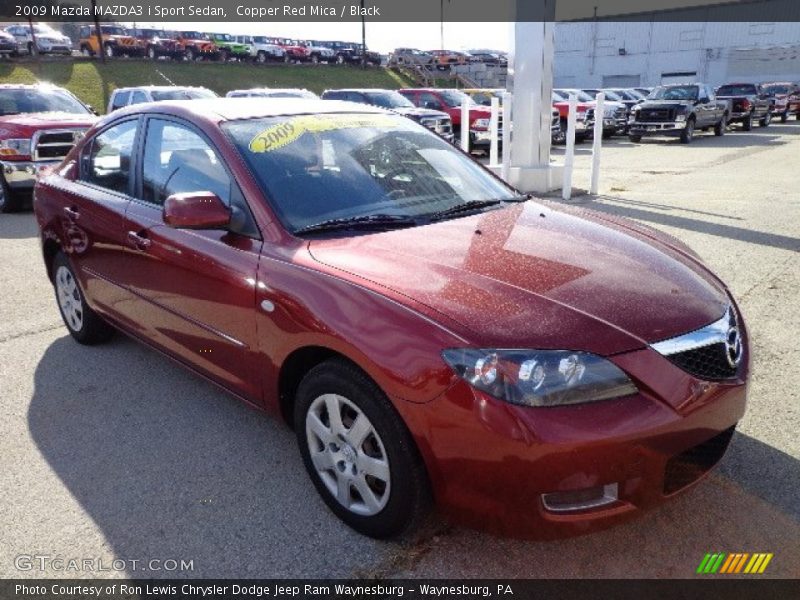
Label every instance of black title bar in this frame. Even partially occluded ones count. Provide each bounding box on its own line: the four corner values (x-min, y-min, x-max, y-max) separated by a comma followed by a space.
3, 0, 800, 22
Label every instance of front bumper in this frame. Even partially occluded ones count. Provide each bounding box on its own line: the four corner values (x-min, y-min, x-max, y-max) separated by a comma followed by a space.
396, 345, 748, 538
628, 120, 687, 136
1, 160, 59, 189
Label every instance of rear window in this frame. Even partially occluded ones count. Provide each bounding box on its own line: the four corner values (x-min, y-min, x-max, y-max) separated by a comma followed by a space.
717, 84, 757, 96
150, 89, 218, 101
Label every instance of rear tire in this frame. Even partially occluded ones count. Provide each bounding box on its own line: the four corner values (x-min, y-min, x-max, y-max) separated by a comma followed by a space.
714, 117, 726, 136
104, 43, 116, 58
742, 114, 753, 131
760, 111, 771, 127
147, 46, 157, 60
80, 45, 93, 57
257, 50, 267, 64
52, 253, 114, 345
185, 47, 196, 61
780, 111, 788, 123
295, 358, 430, 539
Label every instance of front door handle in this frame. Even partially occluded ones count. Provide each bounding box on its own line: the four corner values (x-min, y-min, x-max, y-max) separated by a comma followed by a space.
127, 230, 152, 251
63, 206, 80, 220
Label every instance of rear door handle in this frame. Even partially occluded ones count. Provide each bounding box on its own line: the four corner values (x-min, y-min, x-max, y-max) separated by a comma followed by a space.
63, 206, 80, 220
127, 230, 152, 251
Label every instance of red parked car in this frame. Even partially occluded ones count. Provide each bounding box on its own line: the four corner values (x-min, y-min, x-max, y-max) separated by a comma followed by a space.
34, 100, 749, 539
0, 84, 97, 213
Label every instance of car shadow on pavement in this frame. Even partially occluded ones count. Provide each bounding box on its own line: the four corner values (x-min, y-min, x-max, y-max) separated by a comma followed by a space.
28, 334, 393, 578
28, 333, 800, 579
0, 211, 39, 240
578, 195, 800, 253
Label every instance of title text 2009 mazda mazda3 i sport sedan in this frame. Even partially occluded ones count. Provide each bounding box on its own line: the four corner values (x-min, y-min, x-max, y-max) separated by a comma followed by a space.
33, 99, 749, 539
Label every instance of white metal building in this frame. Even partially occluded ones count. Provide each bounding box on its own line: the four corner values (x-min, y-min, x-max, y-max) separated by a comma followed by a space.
553, 22, 800, 88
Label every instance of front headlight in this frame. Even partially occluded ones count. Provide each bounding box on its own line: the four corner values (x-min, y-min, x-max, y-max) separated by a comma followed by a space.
0, 138, 32, 157
675, 114, 687, 122
472, 118, 490, 129
442, 349, 637, 407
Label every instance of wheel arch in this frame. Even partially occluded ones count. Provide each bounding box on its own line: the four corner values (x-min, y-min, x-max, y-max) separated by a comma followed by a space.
42, 237, 61, 282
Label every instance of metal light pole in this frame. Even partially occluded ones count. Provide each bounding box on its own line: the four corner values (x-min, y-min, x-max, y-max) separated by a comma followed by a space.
91, 0, 106, 63
360, 0, 366, 68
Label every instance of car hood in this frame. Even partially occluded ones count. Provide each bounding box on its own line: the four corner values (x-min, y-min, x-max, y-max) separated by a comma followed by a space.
638, 100, 694, 109
393, 107, 450, 119
0, 112, 96, 129
308, 202, 729, 355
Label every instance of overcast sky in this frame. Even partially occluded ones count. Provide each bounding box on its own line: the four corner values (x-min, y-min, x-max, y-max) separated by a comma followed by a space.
126, 21, 512, 54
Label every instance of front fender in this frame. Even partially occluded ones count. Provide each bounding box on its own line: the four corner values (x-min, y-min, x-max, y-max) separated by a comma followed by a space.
256, 252, 467, 412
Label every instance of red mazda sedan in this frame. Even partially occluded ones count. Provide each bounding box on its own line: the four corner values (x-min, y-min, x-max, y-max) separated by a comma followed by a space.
34, 100, 748, 539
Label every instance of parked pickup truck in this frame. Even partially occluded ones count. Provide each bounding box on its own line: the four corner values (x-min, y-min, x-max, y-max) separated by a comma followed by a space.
0, 84, 97, 212
322, 89, 454, 143
628, 83, 730, 144
399, 88, 496, 149
761, 81, 800, 122
715, 82, 771, 129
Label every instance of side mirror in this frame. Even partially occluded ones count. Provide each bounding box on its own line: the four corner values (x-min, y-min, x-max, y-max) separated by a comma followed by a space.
163, 192, 230, 230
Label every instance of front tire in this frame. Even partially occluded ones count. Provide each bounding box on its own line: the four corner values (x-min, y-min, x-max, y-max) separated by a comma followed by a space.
628, 134, 642, 143
780, 111, 788, 123
742, 114, 753, 131
53, 253, 114, 345
184, 47, 196, 61
680, 118, 695, 144
760, 111, 771, 127
257, 50, 267, 64
0, 177, 22, 213
104, 43, 116, 58
295, 359, 430, 539
147, 45, 157, 60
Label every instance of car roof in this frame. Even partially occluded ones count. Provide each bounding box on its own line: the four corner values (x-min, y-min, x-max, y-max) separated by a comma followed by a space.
113, 85, 210, 93
0, 83, 67, 91
109, 98, 386, 122
325, 89, 393, 93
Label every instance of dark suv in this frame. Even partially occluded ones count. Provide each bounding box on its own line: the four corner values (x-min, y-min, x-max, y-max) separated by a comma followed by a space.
321, 89, 454, 142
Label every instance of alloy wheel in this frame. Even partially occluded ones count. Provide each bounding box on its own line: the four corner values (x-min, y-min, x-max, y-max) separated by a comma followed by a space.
56, 266, 83, 332
305, 393, 391, 516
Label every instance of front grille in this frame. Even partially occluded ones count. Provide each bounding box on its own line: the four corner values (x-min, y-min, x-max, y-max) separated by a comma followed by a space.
639, 108, 673, 122
667, 342, 738, 380
420, 117, 453, 135
664, 427, 735, 494
32, 129, 86, 162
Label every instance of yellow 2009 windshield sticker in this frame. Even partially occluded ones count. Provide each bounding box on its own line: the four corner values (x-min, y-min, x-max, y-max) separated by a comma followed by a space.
249, 114, 397, 153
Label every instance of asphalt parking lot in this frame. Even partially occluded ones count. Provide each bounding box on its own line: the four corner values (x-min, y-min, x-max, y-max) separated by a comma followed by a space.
1, 121, 798, 579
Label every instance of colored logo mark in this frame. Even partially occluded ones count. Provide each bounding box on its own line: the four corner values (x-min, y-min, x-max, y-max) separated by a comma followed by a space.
697, 552, 773, 574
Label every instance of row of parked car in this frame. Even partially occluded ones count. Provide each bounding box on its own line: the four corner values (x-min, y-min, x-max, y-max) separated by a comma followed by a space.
389, 48, 507, 69
0, 22, 382, 65
466, 82, 800, 144
2, 78, 799, 212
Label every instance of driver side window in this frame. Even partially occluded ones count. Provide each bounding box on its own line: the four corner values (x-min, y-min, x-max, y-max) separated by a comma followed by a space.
141, 119, 231, 206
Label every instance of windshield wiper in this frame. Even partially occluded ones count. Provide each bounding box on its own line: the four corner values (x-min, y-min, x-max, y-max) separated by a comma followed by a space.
427, 196, 527, 222
293, 214, 420, 235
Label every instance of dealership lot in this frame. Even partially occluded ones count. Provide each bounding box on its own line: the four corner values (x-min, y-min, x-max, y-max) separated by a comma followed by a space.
1, 122, 798, 578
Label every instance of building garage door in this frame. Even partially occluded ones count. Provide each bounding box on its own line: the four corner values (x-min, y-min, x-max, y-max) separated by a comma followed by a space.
602, 75, 641, 87
661, 71, 698, 84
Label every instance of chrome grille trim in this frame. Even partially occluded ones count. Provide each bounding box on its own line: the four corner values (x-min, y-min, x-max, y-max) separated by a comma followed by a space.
651, 306, 736, 357
32, 128, 87, 162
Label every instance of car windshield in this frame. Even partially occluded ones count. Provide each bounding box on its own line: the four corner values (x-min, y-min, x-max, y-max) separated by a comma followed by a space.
364, 92, 415, 109
224, 113, 517, 234
558, 90, 593, 102
0, 89, 90, 116
717, 84, 757, 96
438, 90, 475, 107
763, 84, 790, 95
215, 34, 233, 41
150, 89, 218, 101
181, 32, 208, 40
611, 89, 637, 100
650, 85, 699, 100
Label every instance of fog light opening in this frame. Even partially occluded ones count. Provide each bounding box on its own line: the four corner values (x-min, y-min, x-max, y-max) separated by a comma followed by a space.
541, 483, 619, 513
